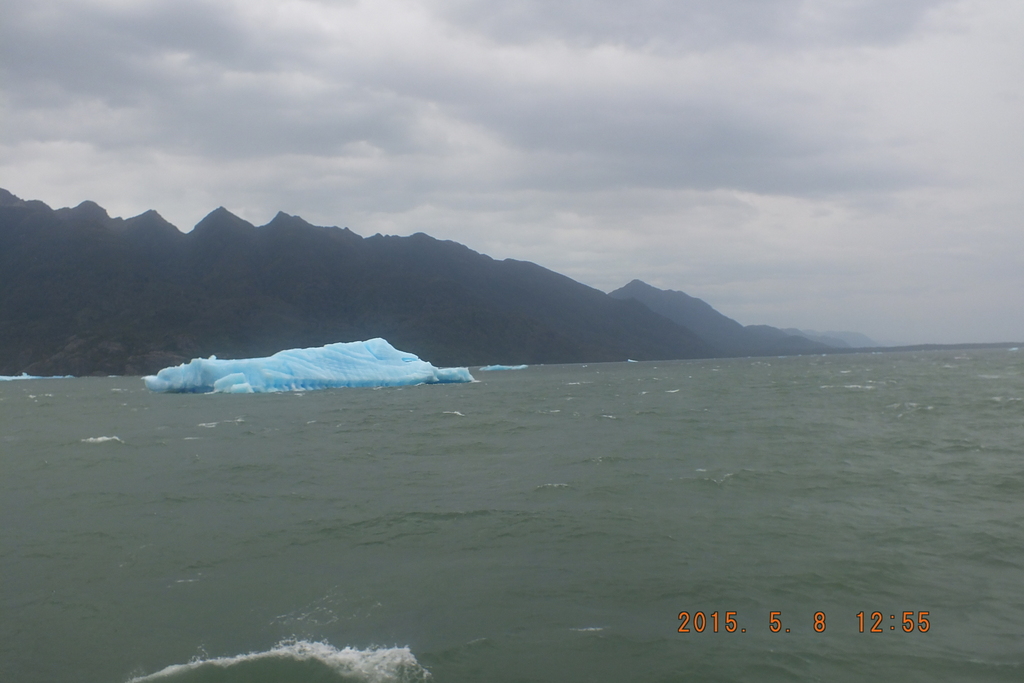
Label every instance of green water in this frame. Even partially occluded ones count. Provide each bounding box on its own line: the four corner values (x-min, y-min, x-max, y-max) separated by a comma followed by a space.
2, 350, 1022, 682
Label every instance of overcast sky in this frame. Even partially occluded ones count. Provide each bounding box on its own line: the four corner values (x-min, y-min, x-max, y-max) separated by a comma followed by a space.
2, 0, 1022, 344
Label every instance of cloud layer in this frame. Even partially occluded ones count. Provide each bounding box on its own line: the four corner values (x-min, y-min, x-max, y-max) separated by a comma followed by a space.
2, 0, 1022, 342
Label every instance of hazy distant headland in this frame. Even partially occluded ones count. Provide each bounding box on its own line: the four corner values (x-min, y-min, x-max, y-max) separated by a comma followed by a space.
0, 189, 1015, 377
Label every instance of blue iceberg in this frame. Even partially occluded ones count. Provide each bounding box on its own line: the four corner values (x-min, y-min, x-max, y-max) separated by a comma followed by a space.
1, 373, 43, 381
479, 364, 528, 371
143, 338, 474, 393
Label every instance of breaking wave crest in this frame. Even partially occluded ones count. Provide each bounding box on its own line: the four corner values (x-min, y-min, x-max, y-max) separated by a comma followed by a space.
129, 640, 431, 683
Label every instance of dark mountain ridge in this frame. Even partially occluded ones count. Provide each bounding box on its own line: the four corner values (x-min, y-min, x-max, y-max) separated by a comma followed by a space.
609, 279, 833, 357
1, 190, 712, 376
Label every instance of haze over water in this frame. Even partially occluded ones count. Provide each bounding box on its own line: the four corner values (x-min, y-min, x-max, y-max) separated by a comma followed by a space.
2, 349, 1022, 682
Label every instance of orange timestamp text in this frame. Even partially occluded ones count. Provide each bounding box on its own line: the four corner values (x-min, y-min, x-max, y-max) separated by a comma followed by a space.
677, 610, 930, 634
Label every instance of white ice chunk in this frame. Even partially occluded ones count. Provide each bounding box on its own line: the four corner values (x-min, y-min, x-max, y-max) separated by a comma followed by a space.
143, 338, 474, 394
479, 364, 528, 371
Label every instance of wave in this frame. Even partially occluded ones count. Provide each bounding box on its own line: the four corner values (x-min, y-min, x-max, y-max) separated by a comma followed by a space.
128, 640, 431, 683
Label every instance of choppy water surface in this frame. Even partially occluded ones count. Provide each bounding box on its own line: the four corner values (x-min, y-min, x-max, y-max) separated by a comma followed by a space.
2, 350, 1023, 682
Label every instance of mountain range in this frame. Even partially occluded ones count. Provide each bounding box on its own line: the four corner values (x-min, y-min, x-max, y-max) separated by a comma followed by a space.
1, 189, 873, 376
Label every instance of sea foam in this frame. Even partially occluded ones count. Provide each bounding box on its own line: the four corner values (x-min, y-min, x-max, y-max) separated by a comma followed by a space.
129, 639, 431, 682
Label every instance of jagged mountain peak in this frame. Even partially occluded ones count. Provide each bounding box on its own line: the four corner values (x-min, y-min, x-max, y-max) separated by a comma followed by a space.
56, 200, 112, 227
191, 206, 256, 235
0, 188, 27, 207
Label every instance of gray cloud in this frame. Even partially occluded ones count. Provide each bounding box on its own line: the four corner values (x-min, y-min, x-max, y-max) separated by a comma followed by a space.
2, 0, 932, 191
435, 0, 953, 49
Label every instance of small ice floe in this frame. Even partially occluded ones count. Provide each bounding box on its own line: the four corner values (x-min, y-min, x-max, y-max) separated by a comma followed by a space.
81, 436, 123, 444
479, 364, 528, 371
666, 389, 680, 393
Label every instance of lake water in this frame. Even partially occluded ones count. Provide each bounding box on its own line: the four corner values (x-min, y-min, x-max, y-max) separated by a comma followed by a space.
2, 349, 1022, 682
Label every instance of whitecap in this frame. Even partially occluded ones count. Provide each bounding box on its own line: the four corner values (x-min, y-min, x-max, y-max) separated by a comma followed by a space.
81, 436, 123, 444
128, 639, 430, 682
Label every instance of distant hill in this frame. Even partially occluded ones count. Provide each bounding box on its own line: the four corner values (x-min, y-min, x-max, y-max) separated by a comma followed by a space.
608, 279, 834, 357
1, 189, 713, 376
782, 328, 885, 348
